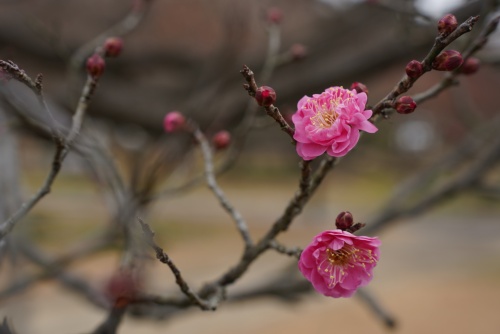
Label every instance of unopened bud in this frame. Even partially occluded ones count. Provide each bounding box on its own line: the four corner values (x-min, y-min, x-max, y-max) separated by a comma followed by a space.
104, 37, 123, 58
267, 7, 283, 24
432, 50, 463, 71
86, 54, 105, 78
163, 111, 185, 132
460, 57, 480, 75
395, 96, 417, 114
105, 270, 139, 308
212, 130, 231, 150
255, 86, 276, 107
290, 44, 307, 61
335, 211, 354, 230
405, 60, 424, 79
438, 14, 458, 36
350, 82, 369, 95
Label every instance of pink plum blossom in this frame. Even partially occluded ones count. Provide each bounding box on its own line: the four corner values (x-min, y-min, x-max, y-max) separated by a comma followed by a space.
298, 229, 380, 298
292, 87, 377, 160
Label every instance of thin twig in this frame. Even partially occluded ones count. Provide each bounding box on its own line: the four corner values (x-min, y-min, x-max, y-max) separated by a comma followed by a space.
0, 60, 59, 135
138, 218, 215, 311
66, 76, 98, 144
0, 61, 101, 240
364, 124, 500, 235
91, 306, 128, 334
356, 288, 396, 329
69, 1, 152, 71
213, 160, 312, 288
0, 137, 64, 241
371, 16, 480, 119
240, 65, 295, 139
190, 124, 253, 247
413, 15, 500, 105
156, 22, 286, 201
268, 240, 302, 259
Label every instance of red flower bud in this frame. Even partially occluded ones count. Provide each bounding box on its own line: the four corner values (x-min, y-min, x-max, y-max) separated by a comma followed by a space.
105, 270, 139, 308
163, 111, 185, 132
335, 211, 354, 230
86, 53, 105, 78
460, 57, 480, 75
438, 14, 458, 36
432, 50, 463, 71
290, 44, 307, 61
395, 96, 417, 114
405, 60, 424, 79
212, 130, 231, 150
267, 7, 283, 24
350, 82, 369, 95
104, 37, 123, 58
255, 86, 276, 107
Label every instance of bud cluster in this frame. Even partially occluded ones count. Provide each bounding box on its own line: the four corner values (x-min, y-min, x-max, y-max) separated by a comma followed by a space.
85, 36, 124, 78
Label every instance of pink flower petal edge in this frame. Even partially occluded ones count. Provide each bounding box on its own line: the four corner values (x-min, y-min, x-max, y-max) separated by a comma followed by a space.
298, 229, 380, 298
292, 87, 378, 160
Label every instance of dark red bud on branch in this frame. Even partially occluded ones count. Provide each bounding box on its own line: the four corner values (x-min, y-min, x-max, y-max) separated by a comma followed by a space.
336, 211, 354, 230
405, 60, 424, 78
104, 37, 123, 58
460, 57, 480, 75
86, 54, 105, 78
438, 14, 458, 36
432, 50, 463, 71
290, 44, 307, 61
267, 7, 283, 24
255, 86, 276, 107
395, 96, 417, 114
105, 270, 139, 308
350, 82, 369, 95
163, 111, 185, 132
212, 130, 231, 150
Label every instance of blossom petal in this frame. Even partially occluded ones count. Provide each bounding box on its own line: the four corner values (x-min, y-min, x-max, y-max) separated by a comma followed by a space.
296, 142, 327, 160
358, 120, 378, 133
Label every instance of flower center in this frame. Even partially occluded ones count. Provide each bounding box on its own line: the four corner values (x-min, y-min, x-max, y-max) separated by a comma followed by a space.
310, 109, 338, 129
326, 247, 354, 266
317, 245, 377, 288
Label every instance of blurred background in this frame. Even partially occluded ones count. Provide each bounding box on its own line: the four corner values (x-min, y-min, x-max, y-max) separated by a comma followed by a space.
1, 0, 500, 333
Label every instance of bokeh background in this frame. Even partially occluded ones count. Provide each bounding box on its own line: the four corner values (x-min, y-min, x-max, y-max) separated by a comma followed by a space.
1, 0, 500, 333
